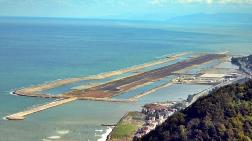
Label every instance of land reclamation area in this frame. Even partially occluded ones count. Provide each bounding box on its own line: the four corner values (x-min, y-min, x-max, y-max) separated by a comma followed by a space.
6, 53, 228, 120
14, 53, 225, 99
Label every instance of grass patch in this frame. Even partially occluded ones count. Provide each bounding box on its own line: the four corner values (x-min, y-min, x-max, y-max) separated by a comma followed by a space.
111, 123, 138, 139
108, 112, 145, 141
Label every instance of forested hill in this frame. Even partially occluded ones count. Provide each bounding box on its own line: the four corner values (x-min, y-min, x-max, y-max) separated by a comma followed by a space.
135, 80, 252, 141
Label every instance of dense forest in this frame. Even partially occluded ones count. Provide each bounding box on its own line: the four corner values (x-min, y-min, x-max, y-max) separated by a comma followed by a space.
135, 80, 252, 141
232, 55, 252, 70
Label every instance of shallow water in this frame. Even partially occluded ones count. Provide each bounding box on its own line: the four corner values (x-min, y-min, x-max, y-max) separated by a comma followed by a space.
138, 84, 211, 103
0, 18, 252, 141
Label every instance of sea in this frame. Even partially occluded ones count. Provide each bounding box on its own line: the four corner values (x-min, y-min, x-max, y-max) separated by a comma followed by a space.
0, 17, 251, 141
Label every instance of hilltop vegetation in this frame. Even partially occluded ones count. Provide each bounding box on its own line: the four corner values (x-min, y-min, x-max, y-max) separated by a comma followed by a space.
135, 80, 252, 141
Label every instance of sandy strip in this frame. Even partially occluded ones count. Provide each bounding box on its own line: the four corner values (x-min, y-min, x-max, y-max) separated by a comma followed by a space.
83, 52, 189, 80
15, 52, 188, 95
6, 98, 77, 120
17, 78, 82, 94
71, 83, 102, 90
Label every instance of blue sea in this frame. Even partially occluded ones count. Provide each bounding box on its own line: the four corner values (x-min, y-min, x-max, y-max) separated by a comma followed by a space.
0, 17, 251, 141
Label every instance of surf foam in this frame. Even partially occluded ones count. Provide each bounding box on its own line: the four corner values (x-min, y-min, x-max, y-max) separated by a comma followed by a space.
97, 127, 113, 141
47, 136, 61, 139
95, 129, 103, 132
56, 130, 69, 135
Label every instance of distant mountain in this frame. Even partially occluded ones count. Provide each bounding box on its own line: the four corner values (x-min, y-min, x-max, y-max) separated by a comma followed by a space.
135, 79, 252, 141
166, 13, 252, 25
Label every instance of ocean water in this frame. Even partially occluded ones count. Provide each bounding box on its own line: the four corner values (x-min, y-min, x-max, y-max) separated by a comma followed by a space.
0, 17, 252, 141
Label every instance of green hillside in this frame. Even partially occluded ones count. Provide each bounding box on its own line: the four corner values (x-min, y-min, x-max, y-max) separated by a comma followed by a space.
135, 80, 252, 141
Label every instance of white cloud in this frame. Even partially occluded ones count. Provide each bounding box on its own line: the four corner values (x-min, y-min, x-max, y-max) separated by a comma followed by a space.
150, 0, 252, 5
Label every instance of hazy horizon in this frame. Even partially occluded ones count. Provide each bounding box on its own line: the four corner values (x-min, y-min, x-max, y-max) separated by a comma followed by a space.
1, 0, 252, 21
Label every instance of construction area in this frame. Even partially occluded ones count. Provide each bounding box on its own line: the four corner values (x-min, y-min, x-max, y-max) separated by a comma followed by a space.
6, 53, 232, 120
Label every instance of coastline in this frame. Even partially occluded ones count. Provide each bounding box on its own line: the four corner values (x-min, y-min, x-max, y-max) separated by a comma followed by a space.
108, 74, 248, 140
98, 127, 113, 141
106, 112, 145, 141
106, 112, 129, 141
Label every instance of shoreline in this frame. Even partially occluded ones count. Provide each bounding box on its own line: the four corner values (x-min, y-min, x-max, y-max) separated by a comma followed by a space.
106, 112, 145, 141
98, 127, 113, 141
106, 112, 129, 141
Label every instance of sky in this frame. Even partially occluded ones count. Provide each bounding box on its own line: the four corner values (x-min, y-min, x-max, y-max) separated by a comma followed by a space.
0, 0, 252, 20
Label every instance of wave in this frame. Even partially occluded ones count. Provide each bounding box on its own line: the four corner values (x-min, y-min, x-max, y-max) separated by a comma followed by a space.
56, 130, 69, 135
41, 130, 68, 141
95, 129, 103, 132
47, 136, 61, 139
9, 91, 17, 96
2, 117, 7, 120
97, 127, 113, 141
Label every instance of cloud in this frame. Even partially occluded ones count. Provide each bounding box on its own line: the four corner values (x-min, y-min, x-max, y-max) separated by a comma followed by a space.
150, 0, 252, 5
